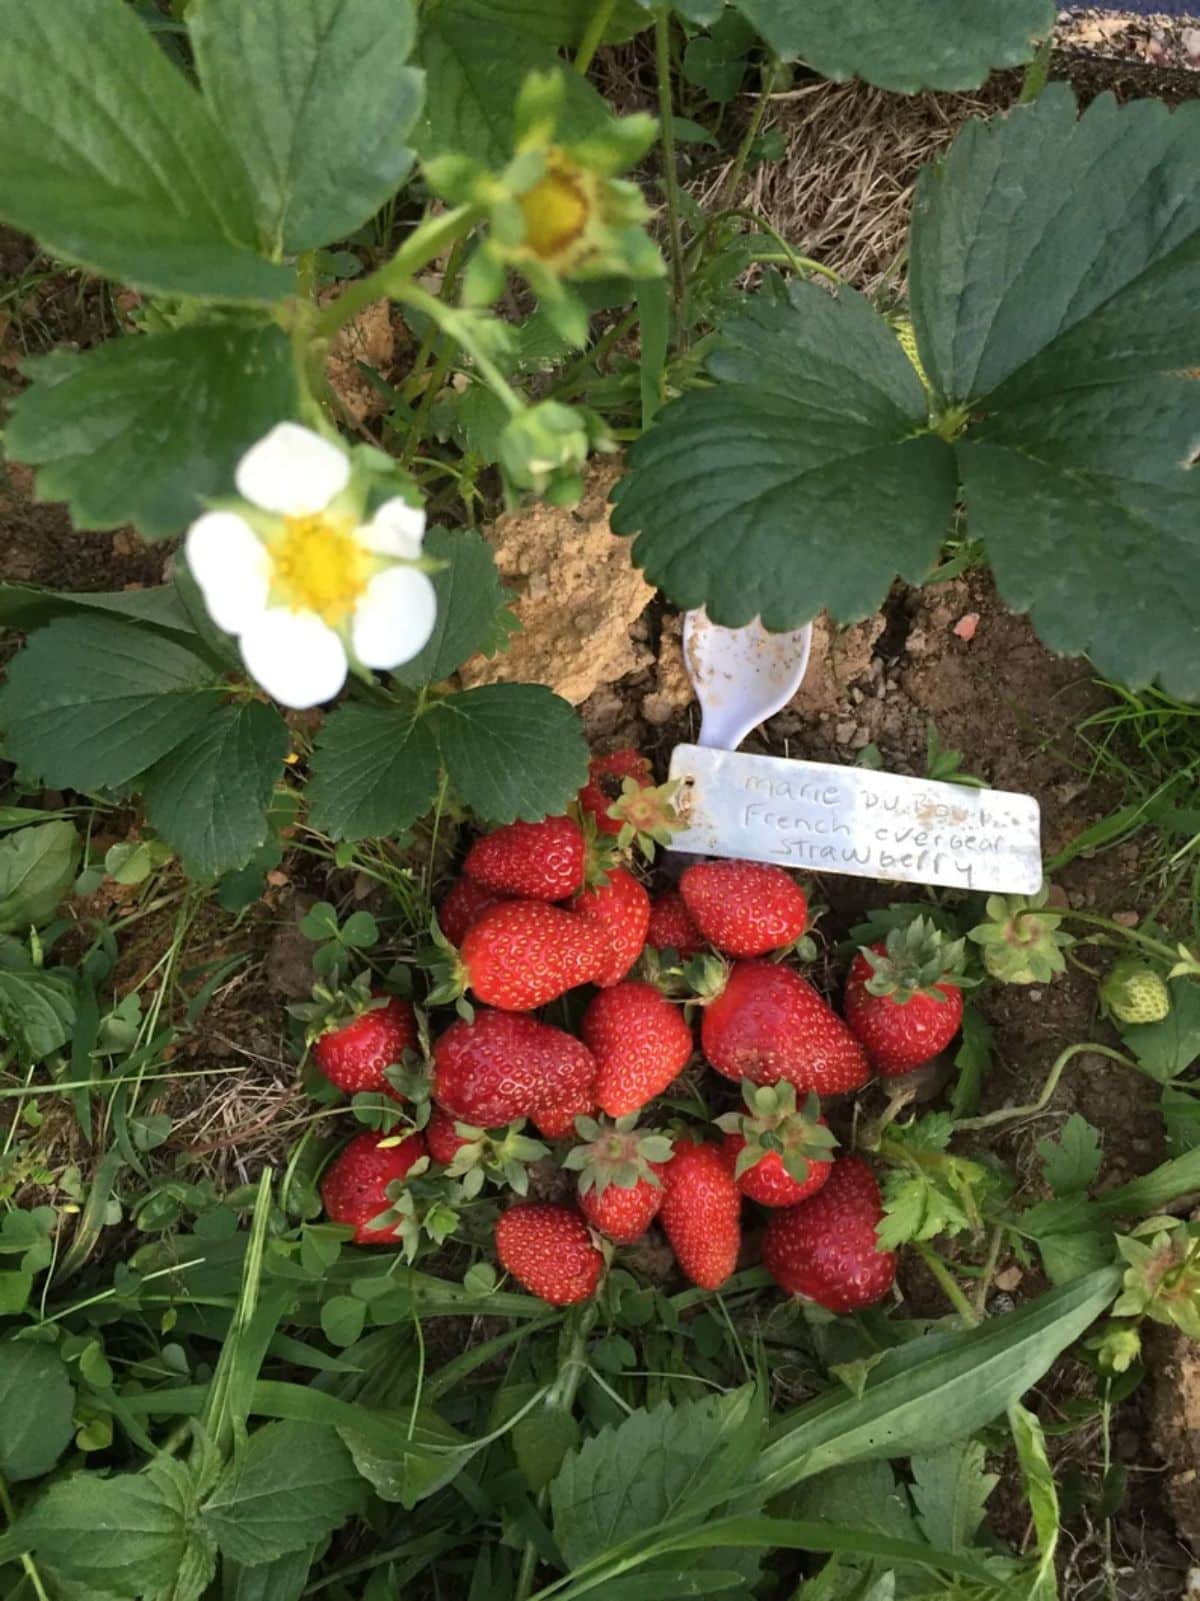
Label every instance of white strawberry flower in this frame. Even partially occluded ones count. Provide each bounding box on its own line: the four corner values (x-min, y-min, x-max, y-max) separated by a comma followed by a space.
185, 423, 437, 709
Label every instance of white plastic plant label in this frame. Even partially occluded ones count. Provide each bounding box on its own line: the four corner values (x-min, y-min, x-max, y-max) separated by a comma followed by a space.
667, 744, 1042, 894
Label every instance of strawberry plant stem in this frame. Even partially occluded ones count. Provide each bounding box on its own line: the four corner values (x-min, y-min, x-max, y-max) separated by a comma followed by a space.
913, 1241, 978, 1325
954, 1043, 1136, 1132
713, 58, 778, 217
574, 0, 617, 75
654, 9, 687, 317
313, 204, 484, 341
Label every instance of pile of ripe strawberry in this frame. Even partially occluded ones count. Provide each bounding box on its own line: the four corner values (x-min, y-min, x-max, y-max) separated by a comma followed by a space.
313, 750, 967, 1315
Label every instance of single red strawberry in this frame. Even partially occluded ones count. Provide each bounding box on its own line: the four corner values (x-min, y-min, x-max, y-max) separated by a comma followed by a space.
701, 961, 870, 1097
433, 1009, 596, 1129
425, 1104, 472, 1165
438, 876, 509, 947
573, 867, 650, 987
715, 1081, 837, 1207
582, 981, 694, 1117
564, 1114, 674, 1244
453, 900, 608, 1010
680, 861, 808, 958
321, 1129, 428, 1245
844, 918, 966, 1075
530, 1076, 595, 1139
494, 1203, 604, 1305
313, 995, 418, 1100
464, 816, 585, 901
578, 749, 653, 836
762, 1155, 896, 1312
659, 1138, 742, 1290
646, 890, 704, 957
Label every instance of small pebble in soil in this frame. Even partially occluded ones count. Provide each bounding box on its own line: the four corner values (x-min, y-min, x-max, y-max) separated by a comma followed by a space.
953, 612, 980, 642
1113, 910, 1140, 927
987, 1293, 1017, 1317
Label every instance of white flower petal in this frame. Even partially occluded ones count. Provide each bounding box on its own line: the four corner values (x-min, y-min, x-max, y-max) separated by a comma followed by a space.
352, 567, 438, 669
239, 609, 348, 709
359, 496, 427, 560
235, 423, 351, 517
185, 512, 270, 635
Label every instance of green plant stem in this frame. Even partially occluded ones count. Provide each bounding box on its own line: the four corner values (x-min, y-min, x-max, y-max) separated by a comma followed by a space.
552, 307, 640, 397
972, 1224, 1006, 1319
574, 0, 616, 74
399, 233, 469, 405
1019, 32, 1054, 103
313, 204, 484, 341
714, 57, 778, 215
515, 1302, 599, 1601
913, 1242, 978, 1326
704, 207, 843, 283
653, 8, 687, 315
392, 281, 524, 418
954, 1043, 1136, 1133
0, 1475, 50, 1601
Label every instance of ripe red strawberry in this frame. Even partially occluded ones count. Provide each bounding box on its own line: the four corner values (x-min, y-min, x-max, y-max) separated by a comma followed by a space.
680, 861, 808, 958
646, 890, 704, 957
578, 749, 653, 836
716, 1081, 837, 1207
659, 1138, 741, 1290
321, 1130, 428, 1245
702, 961, 870, 1097
457, 900, 608, 1010
582, 981, 694, 1117
438, 876, 509, 947
844, 918, 966, 1075
464, 816, 585, 901
313, 995, 418, 1099
433, 1009, 596, 1129
565, 1114, 674, 1244
530, 1077, 595, 1139
495, 1203, 604, 1305
425, 1105, 471, 1165
762, 1156, 896, 1312
573, 867, 650, 987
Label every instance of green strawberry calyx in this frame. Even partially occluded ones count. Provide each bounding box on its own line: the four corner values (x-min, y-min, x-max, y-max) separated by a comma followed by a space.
1113, 1217, 1200, 1341
443, 1120, 550, 1199
1100, 957, 1171, 1025
289, 970, 400, 1043
968, 882, 1072, 985
562, 1113, 674, 1196
859, 916, 967, 1004
608, 775, 683, 862
714, 1082, 837, 1185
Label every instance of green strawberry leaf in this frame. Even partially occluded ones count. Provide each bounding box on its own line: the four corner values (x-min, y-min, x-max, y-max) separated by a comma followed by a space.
6, 325, 296, 541
429, 683, 589, 823
912, 86, 1200, 697
909, 1441, 997, 1552
190, 0, 423, 255
0, 820, 80, 932
17, 1457, 215, 1597
0, 616, 223, 792
1036, 1114, 1102, 1196
610, 280, 957, 629
734, 0, 1053, 92
201, 1421, 365, 1563
0, 968, 77, 1063
0, 0, 291, 301
140, 701, 290, 878
393, 526, 518, 688
0, 1342, 76, 1482
307, 703, 442, 841
549, 1388, 761, 1570
414, 0, 612, 165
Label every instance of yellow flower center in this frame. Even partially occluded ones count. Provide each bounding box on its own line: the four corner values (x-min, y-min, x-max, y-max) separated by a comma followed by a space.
520, 158, 591, 262
270, 514, 368, 626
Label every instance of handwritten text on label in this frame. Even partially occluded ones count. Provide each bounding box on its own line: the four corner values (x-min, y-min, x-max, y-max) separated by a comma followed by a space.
667, 745, 1042, 894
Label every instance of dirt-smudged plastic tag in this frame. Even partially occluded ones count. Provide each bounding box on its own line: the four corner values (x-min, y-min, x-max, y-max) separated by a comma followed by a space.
668, 744, 1042, 894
